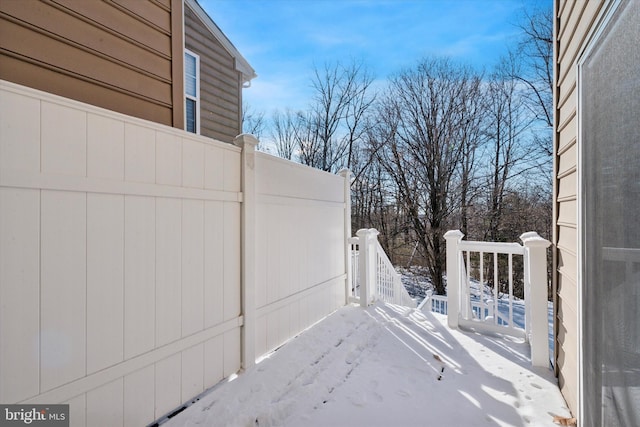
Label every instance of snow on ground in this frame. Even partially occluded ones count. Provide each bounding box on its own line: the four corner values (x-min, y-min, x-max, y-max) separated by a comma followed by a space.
164, 303, 571, 427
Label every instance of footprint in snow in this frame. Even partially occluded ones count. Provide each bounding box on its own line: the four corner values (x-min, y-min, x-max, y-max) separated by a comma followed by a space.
347, 395, 366, 407
396, 389, 411, 398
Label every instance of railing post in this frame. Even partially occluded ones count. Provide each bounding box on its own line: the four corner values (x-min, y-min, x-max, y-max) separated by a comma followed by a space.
234, 134, 259, 370
356, 228, 378, 307
339, 169, 352, 305
444, 230, 464, 329
520, 231, 551, 367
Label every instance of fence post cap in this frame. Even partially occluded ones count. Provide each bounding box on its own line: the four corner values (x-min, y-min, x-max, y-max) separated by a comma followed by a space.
444, 229, 464, 240
233, 133, 259, 148
356, 228, 379, 238
519, 231, 551, 248
338, 168, 351, 177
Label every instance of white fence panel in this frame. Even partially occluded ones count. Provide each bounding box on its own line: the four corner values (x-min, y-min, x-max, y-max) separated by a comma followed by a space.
0, 82, 243, 425
1, 81, 350, 426
254, 153, 348, 357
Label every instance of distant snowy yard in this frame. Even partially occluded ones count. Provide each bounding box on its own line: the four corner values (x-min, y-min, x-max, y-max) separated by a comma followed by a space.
164, 303, 570, 427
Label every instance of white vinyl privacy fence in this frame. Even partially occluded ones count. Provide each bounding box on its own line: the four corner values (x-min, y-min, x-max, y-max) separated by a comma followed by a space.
0, 81, 349, 426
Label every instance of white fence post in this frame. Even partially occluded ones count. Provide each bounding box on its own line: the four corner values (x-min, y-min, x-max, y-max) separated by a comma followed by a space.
369, 229, 381, 302
520, 231, 551, 367
339, 169, 352, 305
444, 230, 464, 329
234, 134, 259, 370
356, 228, 377, 307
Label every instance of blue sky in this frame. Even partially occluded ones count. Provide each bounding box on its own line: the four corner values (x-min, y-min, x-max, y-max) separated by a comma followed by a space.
199, 0, 552, 115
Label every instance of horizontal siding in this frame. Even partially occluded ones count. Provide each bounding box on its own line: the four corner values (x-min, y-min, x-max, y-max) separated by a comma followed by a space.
554, 0, 605, 417
0, 0, 178, 127
184, 4, 241, 143
53, 0, 172, 55
0, 55, 172, 125
557, 1, 602, 87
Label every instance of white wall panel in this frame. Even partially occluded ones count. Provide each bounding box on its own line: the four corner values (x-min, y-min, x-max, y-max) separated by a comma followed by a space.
255, 204, 268, 309
156, 131, 182, 186
124, 365, 155, 426
1, 81, 348, 426
0, 188, 40, 402
253, 153, 347, 357
182, 199, 204, 336
181, 344, 204, 402
203, 335, 224, 389
87, 193, 124, 374
40, 190, 86, 392
223, 202, 241, 321
64, 394, 85, 427
182, 139, 205, 188
124, 123, 155, 183
86, 378, 124, 427
41, 102, 86, 177
223, 329, 241, 377
156, 198, 182, 346
0, 90, 40, 178
223, 150, 241, 192
87, 113, 124, 181
155, 354, 182, 419
204, 144, 224, 190
204, 201, 224, 328
124, 196, 156, 359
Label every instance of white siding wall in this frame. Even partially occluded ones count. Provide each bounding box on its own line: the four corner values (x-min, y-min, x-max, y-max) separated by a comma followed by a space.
0, 81, 242, 425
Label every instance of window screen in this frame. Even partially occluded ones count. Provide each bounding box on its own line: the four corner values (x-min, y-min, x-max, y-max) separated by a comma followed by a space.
581, 1, 640, 426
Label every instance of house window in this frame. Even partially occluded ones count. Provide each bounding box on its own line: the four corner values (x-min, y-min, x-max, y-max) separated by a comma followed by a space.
580, 1, 640, 426
184, 50, 200, 134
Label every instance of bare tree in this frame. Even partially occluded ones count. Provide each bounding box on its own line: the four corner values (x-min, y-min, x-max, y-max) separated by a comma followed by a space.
483, 55, 530, 242
242, 102, 265, 140
299, 60, 375, 172
514, 6, 553, 155
270, 109, 300, 160
373, 57, 484, 295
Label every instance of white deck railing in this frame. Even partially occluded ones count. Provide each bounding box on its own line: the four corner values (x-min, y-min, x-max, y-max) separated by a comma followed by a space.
443, 230, 551, 367
348, 229, 416, 308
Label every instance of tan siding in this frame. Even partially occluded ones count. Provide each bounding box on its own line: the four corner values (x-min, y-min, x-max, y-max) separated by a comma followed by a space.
0, 54, 172, 125
557, 144, 576, 178
52, 0, 172, 55
557, 199, 576, 226
558, 1, 603, 86
558, 115, 576, 154
184, 4, 242, 143
557, 170, 576, 200
554, 0, 606, 417
0, 0, 181, 127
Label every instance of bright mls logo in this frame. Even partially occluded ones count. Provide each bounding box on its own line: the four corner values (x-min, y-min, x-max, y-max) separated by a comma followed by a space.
0, 405, 69, 427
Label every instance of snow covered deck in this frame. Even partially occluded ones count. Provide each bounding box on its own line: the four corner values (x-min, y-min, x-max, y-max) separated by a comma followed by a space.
163, 302, 571, 427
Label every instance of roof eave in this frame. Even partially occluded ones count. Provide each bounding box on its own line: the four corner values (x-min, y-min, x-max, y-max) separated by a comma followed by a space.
185, 0, 257, 84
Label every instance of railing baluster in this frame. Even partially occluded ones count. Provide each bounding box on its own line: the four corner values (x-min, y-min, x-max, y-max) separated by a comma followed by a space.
508, 253, 513, 328
493, 252, 498, 325
466, 250, 471, 320
480, 251, 484, 321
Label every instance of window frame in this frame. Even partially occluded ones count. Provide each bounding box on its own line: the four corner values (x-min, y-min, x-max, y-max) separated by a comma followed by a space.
184, 49, 200, 134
